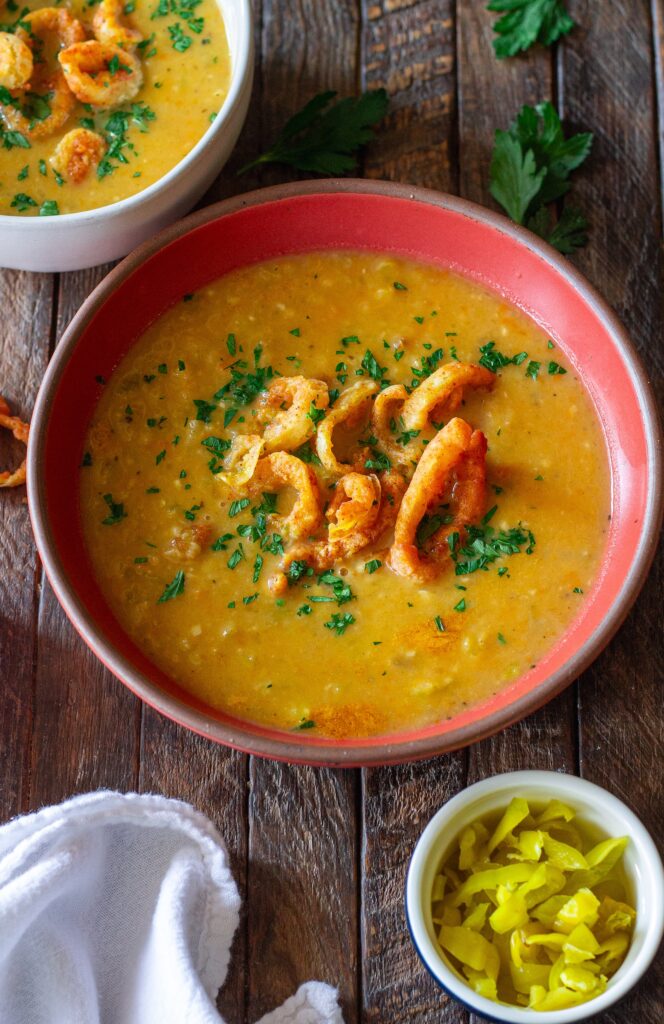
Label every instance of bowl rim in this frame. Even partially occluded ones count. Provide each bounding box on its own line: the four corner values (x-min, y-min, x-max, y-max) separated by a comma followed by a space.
405, 770, 664, 1023
0, 0, 253, 227
27, 179, 663, 766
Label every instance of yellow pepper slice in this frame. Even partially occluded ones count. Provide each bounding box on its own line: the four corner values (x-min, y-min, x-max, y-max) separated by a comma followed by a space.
535, 799, 575, 825
437, 925, 495, 972
542, 834, 588, 871
510, 961, 552, 995
487, 797, 530, 855
451, 863, 538, 907
554, 888, 600, 933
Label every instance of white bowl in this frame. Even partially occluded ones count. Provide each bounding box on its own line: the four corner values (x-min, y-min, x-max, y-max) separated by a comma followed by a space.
0, 0, 253, 272
406, 771, 664, 1023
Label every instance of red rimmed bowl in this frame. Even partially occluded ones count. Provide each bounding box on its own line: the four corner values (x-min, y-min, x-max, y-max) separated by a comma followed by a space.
27, 181, 662, 765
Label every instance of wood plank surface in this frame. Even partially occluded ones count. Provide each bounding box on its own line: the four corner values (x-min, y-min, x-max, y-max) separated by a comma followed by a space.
0, 1, 662, 1023
0, 271, 53, 818
559, 2, 664, 1020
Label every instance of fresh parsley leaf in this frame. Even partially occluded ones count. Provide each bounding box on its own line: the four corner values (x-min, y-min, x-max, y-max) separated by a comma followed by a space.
364, 559, 382, 574
487, 0, 575, 59
239, 89, 389, 175
490, 102, 592, 254
157, 569, 185, 602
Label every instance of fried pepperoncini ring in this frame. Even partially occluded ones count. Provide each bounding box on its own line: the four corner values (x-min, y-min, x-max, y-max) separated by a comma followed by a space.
2, 9, 86, 139
400, 362, 495, 432
93, 0, 143, 47
216, 434, 265, 491
389, 417, 487, 583
253, 451, 322, 540
280, 469, 407, 574
315, 380, 379, 476
0, 396, 29, 488
0, 33, 33, 89
59, 40, 143, 108
259, 375, 329, 454
50, 127, 107, 183
371, 383, 410, 469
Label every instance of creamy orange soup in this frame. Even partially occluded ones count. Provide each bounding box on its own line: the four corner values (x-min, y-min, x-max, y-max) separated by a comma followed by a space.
80, 252, 610, 737
0, 0, 230, 215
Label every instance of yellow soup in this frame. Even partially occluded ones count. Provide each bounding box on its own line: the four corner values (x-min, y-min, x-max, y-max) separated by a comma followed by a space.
80, 252, 610, 737
0, 0, 230, 215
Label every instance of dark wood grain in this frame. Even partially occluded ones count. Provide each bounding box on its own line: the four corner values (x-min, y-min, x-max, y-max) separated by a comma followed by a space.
246, 762, 359, 1023
560, 2, 664, 1020
0, 271, 53, 818
361, 0, 458, 189
362, 758, 468, 1024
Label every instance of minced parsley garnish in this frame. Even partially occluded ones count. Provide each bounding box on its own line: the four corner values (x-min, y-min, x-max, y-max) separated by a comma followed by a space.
497, 632, 507, 644
449, 518, 536, 576
454, 598, 467, 612
229, 497, 250, 517
479, 341, 528, 373
548, 361, 567, 375
295, 719, 315, 730
324, 612, 355, 636
393, 281, 407, 291
526, 360, 541, 380
227, 545, 245, 569
157, 569, 185, 603
101, 493, 126, 525
434, 615, 446, 632
211, 533, 233, 551
306, 402, 326, 426
364, 559, 382, 574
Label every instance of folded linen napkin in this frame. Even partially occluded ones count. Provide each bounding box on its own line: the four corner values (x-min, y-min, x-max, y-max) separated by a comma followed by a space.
0, 791, 344, 1024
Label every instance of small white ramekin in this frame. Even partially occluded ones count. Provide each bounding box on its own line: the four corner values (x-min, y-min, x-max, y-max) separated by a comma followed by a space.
406, 771, 664, 1023
0, 0, 253, 272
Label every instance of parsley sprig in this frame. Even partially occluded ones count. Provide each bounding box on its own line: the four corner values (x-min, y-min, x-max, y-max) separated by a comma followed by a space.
487, 0, 575, 59
490, 102, 593, 254
239, 89, 389, 176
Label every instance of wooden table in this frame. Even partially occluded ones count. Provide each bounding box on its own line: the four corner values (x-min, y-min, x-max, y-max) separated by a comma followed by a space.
1, 2, 662, 1021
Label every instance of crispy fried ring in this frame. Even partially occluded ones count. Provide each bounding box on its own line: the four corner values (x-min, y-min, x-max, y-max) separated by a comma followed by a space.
327, 471, 381, 539
0, 32, 33, 89
282, 469, 406, 572
58, 40, 143, 107
315, 380, 378, 476
2, 9, 86, 139
259, 375, 329, 454
0, 396, 29, 488
389, 417, 487, 582
401, 362, 495, 432
428, 429, 487, 559
50, 127, 107, 183
93, 0, 143, 47
216, 434, 264, 490
253, 451, 322, 540
371, 383, 410, 469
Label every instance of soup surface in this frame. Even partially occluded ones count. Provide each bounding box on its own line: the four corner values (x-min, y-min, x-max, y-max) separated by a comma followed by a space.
80, 252, 610, 737
0, 0, 230, 215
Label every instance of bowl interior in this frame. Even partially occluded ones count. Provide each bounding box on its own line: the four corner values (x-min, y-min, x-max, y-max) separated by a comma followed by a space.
30, 185, 660, 763
407, 772, 664, 1022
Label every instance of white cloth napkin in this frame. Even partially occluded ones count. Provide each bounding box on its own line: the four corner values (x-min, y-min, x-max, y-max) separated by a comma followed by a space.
0, 791, 344, 1024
